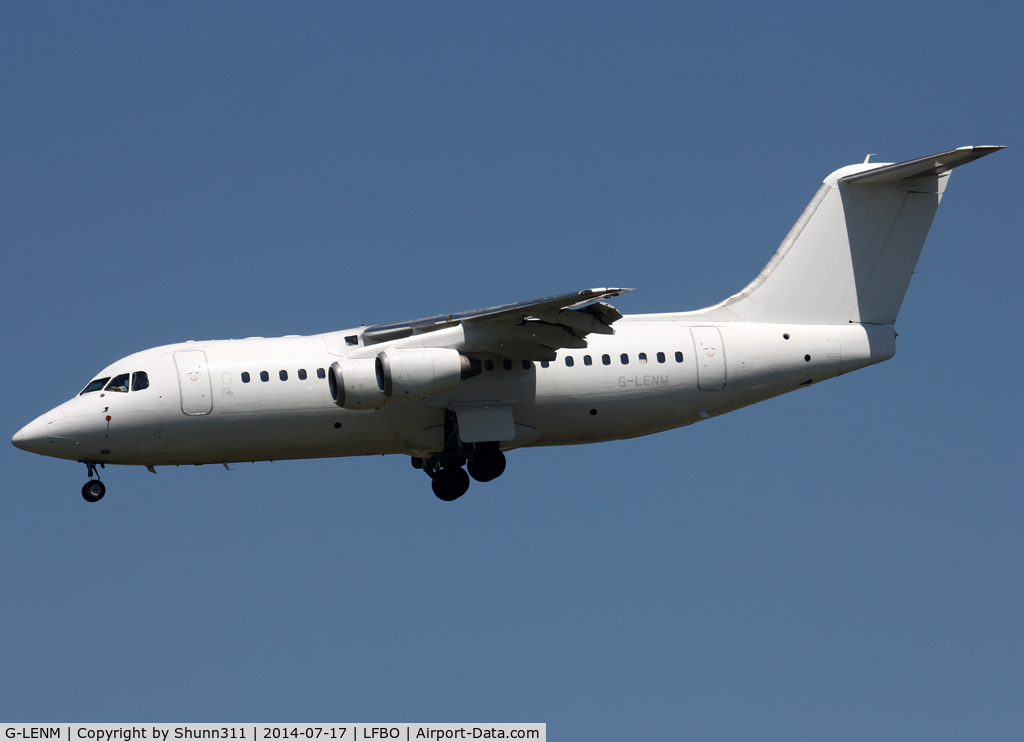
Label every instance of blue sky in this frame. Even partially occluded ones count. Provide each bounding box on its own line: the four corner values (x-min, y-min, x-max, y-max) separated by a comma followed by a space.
2, 3, 1021, 739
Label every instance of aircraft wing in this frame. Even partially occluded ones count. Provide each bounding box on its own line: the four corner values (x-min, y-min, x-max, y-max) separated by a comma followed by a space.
362, 287, 635, 361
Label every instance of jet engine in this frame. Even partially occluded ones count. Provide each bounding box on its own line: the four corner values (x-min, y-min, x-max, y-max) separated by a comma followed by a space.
377, 348, 481, 401
328, 359, 386, 410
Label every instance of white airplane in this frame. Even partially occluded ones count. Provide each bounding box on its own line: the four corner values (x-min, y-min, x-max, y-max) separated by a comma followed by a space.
13, 146, 1003, 502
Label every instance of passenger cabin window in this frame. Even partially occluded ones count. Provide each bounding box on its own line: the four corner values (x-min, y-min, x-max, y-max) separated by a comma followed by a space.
242, 372, 251, 383
657, 352, 666, 363
541, 361, 549, 368
345, 335, 359, 346
298, 369, 307, 380
584, 355, 592, 366
260, 371, 269, 382
317, 368, 325, 379
485, 360, 494, 371
106, 373, 130, 393
522, 360, 531, 370
675, 351, 683, 363
602, 354, 611, 366
620, 353, 629, 365
502, 359, 512, 371
565, 356, 574, 367
80, 378, 110, 395
638, 353, 647, 364
279, 370, 288, 381
131, 371, 150, 391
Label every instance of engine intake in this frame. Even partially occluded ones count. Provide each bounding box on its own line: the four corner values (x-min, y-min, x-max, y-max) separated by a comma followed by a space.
377, 349, 481, 401
328, 359, 386, 410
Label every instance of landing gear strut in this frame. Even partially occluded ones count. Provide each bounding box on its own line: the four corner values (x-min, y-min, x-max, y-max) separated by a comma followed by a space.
81, 462, 106, 503
412, 412, 508, 501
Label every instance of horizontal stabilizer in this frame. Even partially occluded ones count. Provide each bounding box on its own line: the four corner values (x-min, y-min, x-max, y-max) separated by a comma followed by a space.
840, 146, 1004, 185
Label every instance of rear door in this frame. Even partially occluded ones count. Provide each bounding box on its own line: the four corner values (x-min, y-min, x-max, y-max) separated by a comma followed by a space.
690, 327, 726, 391
174, 350, 213, 415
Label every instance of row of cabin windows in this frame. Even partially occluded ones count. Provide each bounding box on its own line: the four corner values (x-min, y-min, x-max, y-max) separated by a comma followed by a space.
241, 367, 326, 384
541, 351, 684, 369
79, 353, 682, 394
479, 352, 685, 371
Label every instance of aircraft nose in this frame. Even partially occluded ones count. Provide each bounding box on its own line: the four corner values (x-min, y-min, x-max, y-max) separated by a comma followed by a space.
12, 407, 66, 455
12, 419, 45, 453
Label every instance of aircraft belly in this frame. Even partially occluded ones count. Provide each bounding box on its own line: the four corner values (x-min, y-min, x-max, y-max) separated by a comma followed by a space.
521, 385, 686, 446
131, 402, 439, 466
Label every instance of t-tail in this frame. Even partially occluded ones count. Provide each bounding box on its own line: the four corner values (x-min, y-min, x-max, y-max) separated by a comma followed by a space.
693, 146, 1004, 326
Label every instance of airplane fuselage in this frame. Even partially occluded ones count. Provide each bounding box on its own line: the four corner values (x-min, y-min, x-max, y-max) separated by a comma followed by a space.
16, 315, 894, 468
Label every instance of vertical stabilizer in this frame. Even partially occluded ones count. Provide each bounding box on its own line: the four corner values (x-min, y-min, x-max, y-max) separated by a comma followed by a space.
698, 146, 1003, 326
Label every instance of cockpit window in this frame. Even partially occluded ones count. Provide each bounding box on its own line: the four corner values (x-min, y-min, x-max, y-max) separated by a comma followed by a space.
79, 377, 110, 395
105, 373, 130, 393
131, 371, 150, 391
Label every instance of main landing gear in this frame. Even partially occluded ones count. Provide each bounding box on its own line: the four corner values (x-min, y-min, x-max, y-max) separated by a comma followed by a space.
81, 462, 106, 503
413, 446, 508, 501
410, 410, 509, 501
429, 464, 471, 502
467, 446, 507, 483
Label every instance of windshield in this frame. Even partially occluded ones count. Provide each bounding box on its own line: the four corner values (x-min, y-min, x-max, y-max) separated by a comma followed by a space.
79, 377, 111, 395
132, 371, 149, 391
105, 373, 130, 393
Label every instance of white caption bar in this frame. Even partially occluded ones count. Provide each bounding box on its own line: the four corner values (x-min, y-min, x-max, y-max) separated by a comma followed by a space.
2, 726, 544, 742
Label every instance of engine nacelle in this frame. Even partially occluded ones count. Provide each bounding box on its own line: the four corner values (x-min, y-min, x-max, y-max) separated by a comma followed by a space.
328, 359, 386, 410
377, 348, 480, 401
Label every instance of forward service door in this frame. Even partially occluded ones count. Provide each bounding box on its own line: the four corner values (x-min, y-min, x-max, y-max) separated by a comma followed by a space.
690, 327, 726, 391
174, 350, 213, 415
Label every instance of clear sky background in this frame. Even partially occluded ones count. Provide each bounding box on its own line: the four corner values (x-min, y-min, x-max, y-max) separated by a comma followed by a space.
1, 3, 1021, 739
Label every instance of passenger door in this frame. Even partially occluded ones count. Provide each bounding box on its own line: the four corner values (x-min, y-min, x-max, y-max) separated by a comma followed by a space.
174, 350, 213, 415
690, 327, 726, 391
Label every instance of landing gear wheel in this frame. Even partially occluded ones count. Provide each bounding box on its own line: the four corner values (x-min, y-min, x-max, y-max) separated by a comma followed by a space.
468, 449, 506, 482
82, 480, 106, 503
431, 467, 470, 501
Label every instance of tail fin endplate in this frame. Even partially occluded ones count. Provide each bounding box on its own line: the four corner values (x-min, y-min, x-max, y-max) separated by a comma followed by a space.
702, 146, 1003, 326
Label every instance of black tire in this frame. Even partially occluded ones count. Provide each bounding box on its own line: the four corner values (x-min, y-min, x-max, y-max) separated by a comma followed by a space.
82, 480, 106, 503
431, 467, 470, 501
468, 449, 506, 482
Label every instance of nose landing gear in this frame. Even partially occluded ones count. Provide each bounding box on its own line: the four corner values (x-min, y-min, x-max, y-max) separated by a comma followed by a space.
82, 480, 106, 503
81, 462, 106, 503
